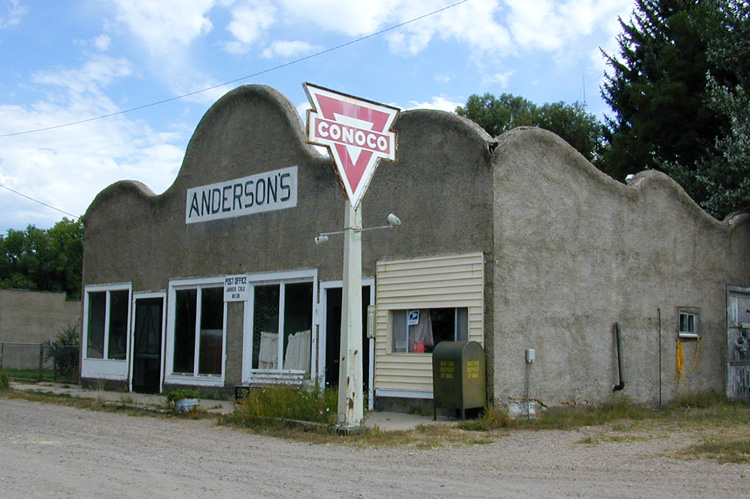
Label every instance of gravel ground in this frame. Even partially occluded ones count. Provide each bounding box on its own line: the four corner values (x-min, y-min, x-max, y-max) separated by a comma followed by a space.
1, 397, 748, 498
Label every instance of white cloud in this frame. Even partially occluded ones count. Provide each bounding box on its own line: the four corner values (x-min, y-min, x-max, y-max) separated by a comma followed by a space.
484, 70, 514, 88
505, 0, 633, 53
93, 34, 111, 52
0, 0, 26, 28
278, 0, 402, 37
110, 0, 227, 104
407, 96, 462, 112
224, 0, 276, 54
0, 55, 185, 231
261, 40, 317, 59
112, 0, 217, 55
31, 55, 133, 101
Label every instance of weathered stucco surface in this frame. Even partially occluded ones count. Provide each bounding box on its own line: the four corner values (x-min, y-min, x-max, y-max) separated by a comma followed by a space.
0, 289, 81, 370
0, 289, 80, 343
491, 127, 750, 406
82, 85, 749, 406
83, 85, 495, 391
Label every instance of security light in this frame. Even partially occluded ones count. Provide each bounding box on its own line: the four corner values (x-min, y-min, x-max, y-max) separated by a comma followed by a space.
315, 213, 401, 245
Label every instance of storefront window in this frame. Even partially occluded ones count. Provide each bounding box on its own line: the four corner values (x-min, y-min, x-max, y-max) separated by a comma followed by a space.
392, 308, 468, 353
171, 284, 224, 377
85, 288, 130, 360
252, 281, 313, 374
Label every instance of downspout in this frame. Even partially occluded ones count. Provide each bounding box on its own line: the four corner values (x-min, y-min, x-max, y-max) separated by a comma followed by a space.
657, 308, 662, 406
613, 322, 625, 391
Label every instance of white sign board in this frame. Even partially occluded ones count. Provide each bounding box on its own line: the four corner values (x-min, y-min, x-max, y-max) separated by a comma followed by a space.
224, 275, 249, 302
186, 166, 297, 224
305, 83, 398, 209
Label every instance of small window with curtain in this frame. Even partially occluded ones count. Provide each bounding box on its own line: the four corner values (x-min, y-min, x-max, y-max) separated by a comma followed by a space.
392, 308, 468, 353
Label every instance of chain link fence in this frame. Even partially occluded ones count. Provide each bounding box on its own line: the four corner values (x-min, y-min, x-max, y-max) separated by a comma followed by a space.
0, 341, 80, 383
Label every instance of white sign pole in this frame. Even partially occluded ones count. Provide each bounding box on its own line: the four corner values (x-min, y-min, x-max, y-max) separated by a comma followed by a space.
338, 200, 364, 427
305, 83, 398, 431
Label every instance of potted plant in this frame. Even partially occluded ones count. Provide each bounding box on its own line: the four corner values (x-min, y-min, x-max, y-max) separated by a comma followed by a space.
166, 389, 201, 414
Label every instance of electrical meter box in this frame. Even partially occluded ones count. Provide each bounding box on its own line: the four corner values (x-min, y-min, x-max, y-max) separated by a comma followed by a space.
432, 341, 486, 419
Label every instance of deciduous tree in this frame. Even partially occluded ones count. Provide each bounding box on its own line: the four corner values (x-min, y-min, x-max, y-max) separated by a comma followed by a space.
456, 93, 605, 164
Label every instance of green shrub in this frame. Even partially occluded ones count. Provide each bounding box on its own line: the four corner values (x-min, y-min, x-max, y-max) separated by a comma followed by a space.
0, 372, 9, 390
229, 384, 337, 427
459, 404, 512, 431
165, 389, 201, 404
47, 324, 80, 379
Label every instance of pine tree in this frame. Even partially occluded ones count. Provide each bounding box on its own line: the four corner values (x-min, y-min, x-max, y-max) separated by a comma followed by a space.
664, 0, 750, 218
600, 0, 726, 181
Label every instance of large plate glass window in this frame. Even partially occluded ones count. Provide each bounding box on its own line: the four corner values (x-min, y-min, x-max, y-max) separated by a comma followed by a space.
392, 308, 468, 353
168, 280, 225, 383
252, 281, 313, 374
85, 288, 130, 360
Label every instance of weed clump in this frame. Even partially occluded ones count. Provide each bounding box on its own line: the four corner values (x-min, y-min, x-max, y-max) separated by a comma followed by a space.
227, 384, 337, 428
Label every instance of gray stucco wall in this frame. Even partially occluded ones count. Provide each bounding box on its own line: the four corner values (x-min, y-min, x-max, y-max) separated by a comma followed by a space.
0, 289, 81, 343
83, 85, 496, 390
82, 84, 749, 406
0, 289, 81, 370
491, 127, 750, 407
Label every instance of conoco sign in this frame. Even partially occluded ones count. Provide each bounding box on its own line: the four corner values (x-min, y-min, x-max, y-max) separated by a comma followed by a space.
305, 83, 399, 208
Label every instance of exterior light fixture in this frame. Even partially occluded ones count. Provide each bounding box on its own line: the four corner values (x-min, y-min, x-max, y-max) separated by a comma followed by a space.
314, 214, 402, 245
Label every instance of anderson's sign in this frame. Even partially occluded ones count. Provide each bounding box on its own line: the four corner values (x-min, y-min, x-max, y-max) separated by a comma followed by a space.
305, 83, 398, 208
185, 166, 297, 224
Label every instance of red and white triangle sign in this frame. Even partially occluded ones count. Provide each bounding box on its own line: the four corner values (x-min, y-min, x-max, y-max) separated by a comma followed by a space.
305, 83, 399, 208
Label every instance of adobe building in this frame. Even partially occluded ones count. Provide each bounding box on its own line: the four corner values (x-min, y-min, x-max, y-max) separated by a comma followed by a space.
81, 85, 750, 411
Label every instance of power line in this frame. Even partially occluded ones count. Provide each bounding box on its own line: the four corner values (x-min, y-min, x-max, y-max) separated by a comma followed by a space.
0, 0, 470, 139
0, 183, 78, 218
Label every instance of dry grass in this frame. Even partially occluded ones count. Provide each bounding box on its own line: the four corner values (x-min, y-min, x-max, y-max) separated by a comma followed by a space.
3, 385, 749, 462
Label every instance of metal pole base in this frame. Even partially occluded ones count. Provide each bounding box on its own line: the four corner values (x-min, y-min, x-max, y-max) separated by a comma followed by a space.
333, 423, 370, 436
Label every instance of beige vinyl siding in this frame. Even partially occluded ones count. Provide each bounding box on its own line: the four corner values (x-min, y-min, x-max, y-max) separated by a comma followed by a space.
375, 253, 484, 396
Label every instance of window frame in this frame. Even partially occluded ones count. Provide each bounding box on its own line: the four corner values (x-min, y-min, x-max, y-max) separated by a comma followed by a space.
81, 283, 132, 380
391, 307, 469, 354
165, 277, 227, 387
241, 269, 318, 383
677, 307, 700, 340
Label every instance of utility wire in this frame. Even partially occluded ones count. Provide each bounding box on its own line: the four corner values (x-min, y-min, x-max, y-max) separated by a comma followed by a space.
0, 0, 470, 138
0, 182, 79, 218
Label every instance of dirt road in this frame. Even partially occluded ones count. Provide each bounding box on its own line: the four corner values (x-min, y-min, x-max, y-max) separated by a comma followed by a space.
1, 398, 747, 498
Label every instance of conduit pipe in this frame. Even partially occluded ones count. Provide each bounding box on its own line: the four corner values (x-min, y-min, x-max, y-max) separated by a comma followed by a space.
613, 322, 625, 392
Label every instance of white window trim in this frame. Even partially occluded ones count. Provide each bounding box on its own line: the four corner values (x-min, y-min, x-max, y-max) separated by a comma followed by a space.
241, 269, 318, 383
391, 307, 469, 354
728, 285, 750, 328
165, 277, 227, 387
318, 278, 375, 410
678, 307, 700, 340
81, 283, 132, 380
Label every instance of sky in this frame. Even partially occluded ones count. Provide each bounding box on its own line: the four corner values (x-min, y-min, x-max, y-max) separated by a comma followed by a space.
0, 0, 636, 233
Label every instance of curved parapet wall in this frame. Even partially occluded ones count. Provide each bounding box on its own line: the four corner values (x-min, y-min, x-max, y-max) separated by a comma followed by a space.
490, 126, 750, 407
83, 85, 497, 291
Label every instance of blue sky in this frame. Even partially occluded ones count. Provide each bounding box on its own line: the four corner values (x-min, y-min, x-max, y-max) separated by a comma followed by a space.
0, 0, 635, 233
